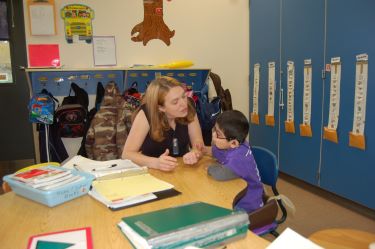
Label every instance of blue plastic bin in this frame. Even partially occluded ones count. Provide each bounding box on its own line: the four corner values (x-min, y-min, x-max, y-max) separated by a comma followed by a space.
3, 166, 94, 207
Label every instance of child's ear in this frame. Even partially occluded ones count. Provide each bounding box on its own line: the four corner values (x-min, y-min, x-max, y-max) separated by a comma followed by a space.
229, 139, 240, 148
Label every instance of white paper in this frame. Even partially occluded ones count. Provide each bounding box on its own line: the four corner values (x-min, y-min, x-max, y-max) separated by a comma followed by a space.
88, 189, 156, 209
62, 155, 146, 178
268, 62, 276, 116
93, 36, 117, 66
327, 57, 341, 130
287, 61, 295, 122
253, 63, 260, 114
303, 61, 312, 125
266, 228, 324, 249
352, 54, 368, 135
29, 5, 55, 35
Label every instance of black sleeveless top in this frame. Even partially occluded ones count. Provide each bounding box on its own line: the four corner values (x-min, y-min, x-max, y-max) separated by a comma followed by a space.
140, 105, 190, 157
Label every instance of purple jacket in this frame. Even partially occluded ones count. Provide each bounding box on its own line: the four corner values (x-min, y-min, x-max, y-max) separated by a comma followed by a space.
212, 142, 264, 213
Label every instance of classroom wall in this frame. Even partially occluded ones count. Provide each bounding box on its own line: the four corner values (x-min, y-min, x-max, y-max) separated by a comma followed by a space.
23, 0, 250, 116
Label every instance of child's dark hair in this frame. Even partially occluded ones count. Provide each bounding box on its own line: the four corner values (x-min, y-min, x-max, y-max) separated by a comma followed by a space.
215, 110, 249, 143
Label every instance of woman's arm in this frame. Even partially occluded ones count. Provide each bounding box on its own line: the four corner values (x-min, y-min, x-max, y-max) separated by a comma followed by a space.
122, 110, 177, 171
183, 114, 205, 164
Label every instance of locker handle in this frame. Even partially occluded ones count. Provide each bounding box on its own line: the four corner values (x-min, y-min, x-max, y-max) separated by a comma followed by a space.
279, 88, 285, 110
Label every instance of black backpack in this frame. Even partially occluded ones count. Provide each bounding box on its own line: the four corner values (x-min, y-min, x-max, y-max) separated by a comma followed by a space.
55, 83, 89, 138
195, 83, 222, 145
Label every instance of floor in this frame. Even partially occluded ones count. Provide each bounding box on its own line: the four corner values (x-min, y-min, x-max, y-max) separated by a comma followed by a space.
262, 173, 375, 241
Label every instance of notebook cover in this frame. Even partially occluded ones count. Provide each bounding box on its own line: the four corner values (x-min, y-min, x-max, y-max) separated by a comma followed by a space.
121, 202, 234, 239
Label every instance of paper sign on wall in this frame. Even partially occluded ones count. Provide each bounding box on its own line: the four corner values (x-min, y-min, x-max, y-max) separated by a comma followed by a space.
349, 54, 368, 150
300, 59, 313, 137
28, 44, 60, 68
323, 57, 341, 143
266, 62, 276, 127
285, 61, 295, 133
61, 4, 94, 44
93, 36, 117, 66
251, 63, 260, 125
27, 0, 56, 36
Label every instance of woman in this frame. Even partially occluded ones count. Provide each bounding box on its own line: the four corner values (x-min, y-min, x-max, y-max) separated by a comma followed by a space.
122, 76, 204, 171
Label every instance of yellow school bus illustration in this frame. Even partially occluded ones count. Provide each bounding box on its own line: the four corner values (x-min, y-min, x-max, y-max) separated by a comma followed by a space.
61, 4, 94, 44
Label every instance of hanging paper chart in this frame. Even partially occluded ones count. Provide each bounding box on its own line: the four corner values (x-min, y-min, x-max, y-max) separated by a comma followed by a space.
300, 59, 313, 137
265, 62, 276, 126
349, 54, 368, 150
285, 61, 295, 133
251, 63, 260, 125
324, 57, 341, 143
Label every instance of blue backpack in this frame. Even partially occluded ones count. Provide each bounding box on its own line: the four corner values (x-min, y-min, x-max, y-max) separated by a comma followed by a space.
28, 90, 57, 125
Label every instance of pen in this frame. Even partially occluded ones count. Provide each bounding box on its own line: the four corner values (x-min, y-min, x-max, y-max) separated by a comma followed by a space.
92, 164, 117, 171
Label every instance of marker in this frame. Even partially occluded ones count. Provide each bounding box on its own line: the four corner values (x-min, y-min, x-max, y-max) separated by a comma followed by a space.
92, 164, 117, 171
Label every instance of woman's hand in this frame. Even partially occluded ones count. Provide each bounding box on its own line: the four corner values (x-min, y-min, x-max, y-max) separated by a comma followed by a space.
153, 149, 178, 171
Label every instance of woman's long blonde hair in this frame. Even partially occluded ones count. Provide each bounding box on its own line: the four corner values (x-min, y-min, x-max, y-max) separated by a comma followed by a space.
137, 76, 196, 142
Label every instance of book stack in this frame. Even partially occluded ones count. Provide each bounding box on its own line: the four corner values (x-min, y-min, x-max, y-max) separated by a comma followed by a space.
62, 156, 181, 210
117, 202, 249, 249
11, 167, 84, 191
4, 166, 94, 207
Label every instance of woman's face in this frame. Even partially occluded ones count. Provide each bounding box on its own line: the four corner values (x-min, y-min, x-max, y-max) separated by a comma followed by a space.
159, 86, 188, 119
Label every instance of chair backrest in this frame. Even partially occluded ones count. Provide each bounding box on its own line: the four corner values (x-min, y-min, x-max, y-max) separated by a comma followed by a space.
251, 146, 278, 187
252, 146, 288, 226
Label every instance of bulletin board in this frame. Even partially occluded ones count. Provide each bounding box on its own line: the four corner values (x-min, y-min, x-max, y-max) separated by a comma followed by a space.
27, 0, 56, 36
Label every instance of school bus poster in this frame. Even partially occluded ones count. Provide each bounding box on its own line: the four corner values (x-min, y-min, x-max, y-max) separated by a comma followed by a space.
61, 4, 94, 44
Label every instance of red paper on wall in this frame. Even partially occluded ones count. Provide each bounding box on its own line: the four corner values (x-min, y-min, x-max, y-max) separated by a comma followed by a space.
28, 44, 60, 67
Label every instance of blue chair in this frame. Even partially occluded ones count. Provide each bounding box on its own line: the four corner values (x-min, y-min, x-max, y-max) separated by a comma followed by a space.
232, 146, 287, 237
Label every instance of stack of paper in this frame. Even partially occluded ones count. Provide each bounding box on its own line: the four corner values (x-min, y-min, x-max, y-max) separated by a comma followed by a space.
266, 228, 324, 249
117, 202, 249, 249
11, 167, 83, 191
89, 171, 180, 210
62, 155, 147, 178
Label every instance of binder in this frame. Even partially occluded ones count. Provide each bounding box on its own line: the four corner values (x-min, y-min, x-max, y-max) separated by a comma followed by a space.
117, 202, 249, 249
89, 188, 181, 211
89, 172, 181, 211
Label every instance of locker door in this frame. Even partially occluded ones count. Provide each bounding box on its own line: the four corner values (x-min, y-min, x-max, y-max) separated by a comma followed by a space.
249, 0, 280, 157
279, 0, 325, 184
321, 0, 375, 209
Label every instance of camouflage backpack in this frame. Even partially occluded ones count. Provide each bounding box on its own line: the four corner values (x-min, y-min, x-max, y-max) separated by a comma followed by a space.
85, 82, 130, 161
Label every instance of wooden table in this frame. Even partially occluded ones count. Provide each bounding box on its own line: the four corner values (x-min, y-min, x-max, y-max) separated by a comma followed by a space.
309, 228, 375, 249
0, 156, 270, 249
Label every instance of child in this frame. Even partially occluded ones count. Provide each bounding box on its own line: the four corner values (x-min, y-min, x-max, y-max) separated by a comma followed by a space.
207, 110, 264, 213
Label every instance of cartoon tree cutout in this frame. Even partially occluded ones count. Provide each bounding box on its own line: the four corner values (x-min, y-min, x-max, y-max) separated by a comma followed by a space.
131, 0, 175, 46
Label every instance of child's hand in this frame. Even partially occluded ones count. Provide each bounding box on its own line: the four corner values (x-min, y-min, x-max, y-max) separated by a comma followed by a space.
183, 151, 200, 165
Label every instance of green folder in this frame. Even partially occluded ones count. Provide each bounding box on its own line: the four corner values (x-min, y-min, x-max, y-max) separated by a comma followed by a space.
118, 202, 249, 249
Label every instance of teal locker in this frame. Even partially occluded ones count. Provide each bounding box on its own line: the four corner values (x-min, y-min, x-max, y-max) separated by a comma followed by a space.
321, 0, 375, 209
279, 0, 325, 185
249, 0, 280, 158
250, 0, 375, 209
